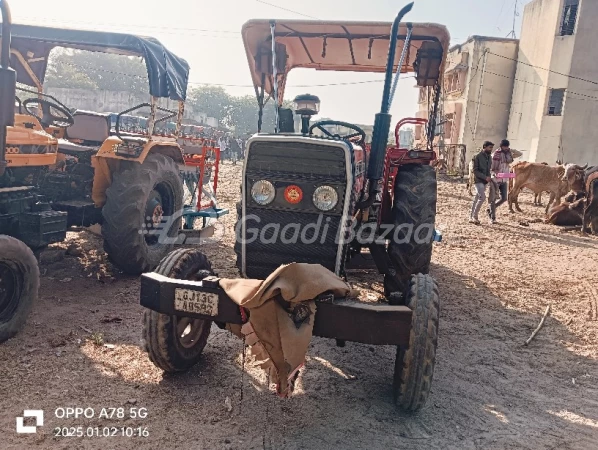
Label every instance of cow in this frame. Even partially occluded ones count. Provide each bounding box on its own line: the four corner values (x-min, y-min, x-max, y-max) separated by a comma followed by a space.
564, 190, 587, 203
532, 162, 549, 206
508, 162, 569, 214
561, 163, 589, 192
585, 165, 598, 183
506, 163, 549, 206
545, 191, 586, 226
582, 171, 598, 235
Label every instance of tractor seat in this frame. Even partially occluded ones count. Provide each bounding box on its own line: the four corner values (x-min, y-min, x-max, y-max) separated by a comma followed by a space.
66, 110, 111, 146
57, 139, 98, 154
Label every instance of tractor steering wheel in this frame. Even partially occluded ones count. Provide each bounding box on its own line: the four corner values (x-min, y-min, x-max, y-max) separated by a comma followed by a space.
22, 98, 75, 128
309, 120, 366, 146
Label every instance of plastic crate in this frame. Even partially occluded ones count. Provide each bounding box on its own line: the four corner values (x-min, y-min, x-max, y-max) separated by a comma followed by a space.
18, 210, 68, 248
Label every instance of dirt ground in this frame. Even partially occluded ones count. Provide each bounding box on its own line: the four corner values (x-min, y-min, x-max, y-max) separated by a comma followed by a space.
2, 163, 598, 450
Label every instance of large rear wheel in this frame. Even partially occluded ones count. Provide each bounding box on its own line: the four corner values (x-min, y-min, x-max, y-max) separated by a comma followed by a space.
143, 248, 214, 372
393, 273, 439, 412
102, 153, 183, 275
0, 236, 40, 343
384, 164, 437, 300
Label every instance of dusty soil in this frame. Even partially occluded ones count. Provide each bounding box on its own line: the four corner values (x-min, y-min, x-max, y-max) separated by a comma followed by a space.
2, 163, 598, 450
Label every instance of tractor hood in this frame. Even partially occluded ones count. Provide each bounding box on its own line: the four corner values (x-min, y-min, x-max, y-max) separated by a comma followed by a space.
2, 24, 190, 101
241, 19, 450, 103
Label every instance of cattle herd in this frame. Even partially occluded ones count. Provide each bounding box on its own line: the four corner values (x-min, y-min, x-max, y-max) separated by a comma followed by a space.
468, 159, 598, 233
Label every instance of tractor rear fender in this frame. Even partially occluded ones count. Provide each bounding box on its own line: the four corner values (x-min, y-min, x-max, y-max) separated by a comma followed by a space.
91, 138, 185, 207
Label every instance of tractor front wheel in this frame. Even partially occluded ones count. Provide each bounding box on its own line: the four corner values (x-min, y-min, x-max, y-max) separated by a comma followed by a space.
102, 153, 183, 275
0, 236, 40, 343
385, 164, 437, 301
143, 248, 214, 372
393, 273, 439, 412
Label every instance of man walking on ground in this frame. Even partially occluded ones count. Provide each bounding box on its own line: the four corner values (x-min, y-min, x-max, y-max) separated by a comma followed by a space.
487, 139, 514, 224
469, 141, 494, 225
230, 137, 242, 165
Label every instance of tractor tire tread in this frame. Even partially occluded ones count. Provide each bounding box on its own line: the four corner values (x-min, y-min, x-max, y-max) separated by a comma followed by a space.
385, 164, 437, 296
0, 236, 40, 343
395, 273, 439, 412
102, 153, 183, 275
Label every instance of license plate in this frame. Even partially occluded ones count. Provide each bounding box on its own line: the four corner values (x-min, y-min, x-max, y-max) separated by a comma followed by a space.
174, 289, 219, 316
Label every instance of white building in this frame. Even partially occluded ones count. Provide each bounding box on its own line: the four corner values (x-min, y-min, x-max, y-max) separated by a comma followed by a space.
415, 36, 519, 161
507, 0, 598, 165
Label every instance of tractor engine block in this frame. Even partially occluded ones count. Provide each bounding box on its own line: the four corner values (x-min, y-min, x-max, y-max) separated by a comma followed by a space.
39, 160, 94, 202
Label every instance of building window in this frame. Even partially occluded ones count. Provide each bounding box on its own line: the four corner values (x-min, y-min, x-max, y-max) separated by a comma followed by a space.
560, 0, 579, 36
547, 89, 565, 115
444, 72, 464, 95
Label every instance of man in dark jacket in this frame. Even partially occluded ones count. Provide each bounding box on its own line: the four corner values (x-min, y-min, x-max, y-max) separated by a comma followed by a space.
469, 141, 494, 224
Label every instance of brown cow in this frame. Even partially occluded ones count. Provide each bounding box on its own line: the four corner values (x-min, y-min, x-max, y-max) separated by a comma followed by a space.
532, 162, 549, 206
508, 162, 568, 214
507, 162, 549, 207
545, 192, 586, 226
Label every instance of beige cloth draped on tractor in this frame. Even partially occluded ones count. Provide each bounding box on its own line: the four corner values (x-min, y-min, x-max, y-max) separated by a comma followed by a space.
218, 263, 357, 397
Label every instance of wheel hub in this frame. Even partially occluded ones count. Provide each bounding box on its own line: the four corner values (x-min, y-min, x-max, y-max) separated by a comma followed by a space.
144, 189, 165, 246
175, 317, 208, 349
151, 204, 164, 226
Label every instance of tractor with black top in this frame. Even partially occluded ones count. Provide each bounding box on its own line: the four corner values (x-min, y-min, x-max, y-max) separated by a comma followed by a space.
2, 21, 227, 275
140, 3, 448, 411
0, 0, 68, 342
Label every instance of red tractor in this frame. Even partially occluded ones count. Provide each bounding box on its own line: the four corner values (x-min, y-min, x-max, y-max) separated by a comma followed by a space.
140, 3, 449, 412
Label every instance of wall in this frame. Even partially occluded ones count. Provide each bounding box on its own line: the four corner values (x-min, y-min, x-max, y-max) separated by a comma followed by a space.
46, 88, 139, 114
417, 36, 517, 161
560, 0, 598, 165
468, 39, 519, 160
44, 87, 216, 126
508, 0, 598, 165
508, 0, 563, 163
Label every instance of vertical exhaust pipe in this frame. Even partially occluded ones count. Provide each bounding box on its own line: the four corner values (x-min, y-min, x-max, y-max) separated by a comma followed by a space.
358, 2, 414, 208
0, 0, 15, 177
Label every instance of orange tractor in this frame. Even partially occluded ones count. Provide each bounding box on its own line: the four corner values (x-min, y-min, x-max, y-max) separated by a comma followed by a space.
0, 4, 226, 342
3, 21, 227, 274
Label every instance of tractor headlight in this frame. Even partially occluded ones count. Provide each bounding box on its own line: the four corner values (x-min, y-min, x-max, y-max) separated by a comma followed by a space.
251, 180, 276, 205
313, 185, 338, 211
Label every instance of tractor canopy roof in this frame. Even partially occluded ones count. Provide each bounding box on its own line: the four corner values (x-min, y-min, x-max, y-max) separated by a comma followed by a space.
241, 19, 450, 102
3, 24, 189, 101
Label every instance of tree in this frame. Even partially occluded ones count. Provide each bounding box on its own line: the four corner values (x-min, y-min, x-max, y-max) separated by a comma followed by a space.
229, 95, 261, 136
45, 50, 148, 101
45, 54, 296, 135
186, 86, 233, 127
188, 86, 294, 135
228, 95, 294, 136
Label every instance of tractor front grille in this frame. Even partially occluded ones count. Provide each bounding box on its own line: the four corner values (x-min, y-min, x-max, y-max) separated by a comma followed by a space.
239, 137, 352, 279
241, 208, 343, 279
